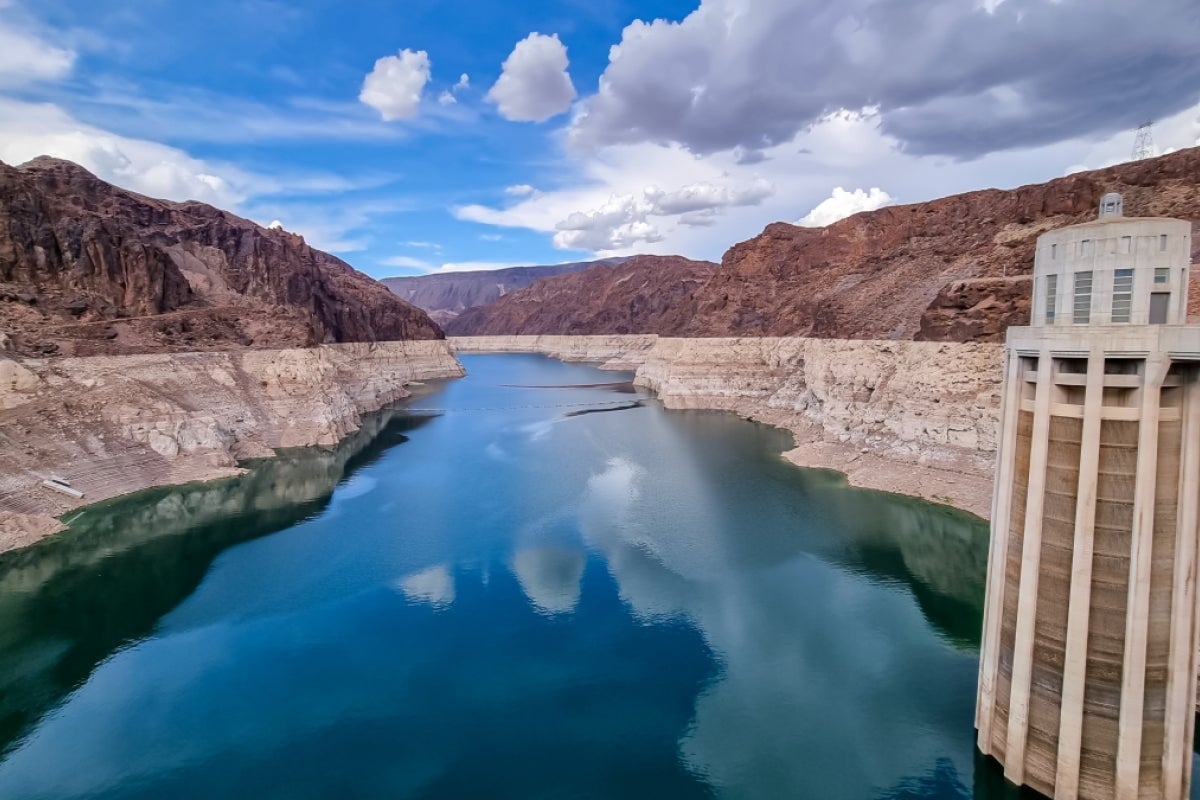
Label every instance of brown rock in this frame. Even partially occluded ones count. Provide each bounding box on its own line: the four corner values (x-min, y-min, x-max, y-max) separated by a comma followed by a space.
446, 255, 718, 335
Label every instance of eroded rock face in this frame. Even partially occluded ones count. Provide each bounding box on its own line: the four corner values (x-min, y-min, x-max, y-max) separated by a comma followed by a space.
445, 255, 718, 335
0, 157, 443, 356
665, 148, 1200, 342
383, 258, 627, 326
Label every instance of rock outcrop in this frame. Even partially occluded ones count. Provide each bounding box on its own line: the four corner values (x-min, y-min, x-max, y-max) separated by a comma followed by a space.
383, 258, 626, 326
665, 148, 1200, 342
0, 157, 442, 356
446, 255, 718, 335
0, 341, 463, 547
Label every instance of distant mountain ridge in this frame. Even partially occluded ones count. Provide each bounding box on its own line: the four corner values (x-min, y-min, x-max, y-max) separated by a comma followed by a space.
445, 255, 719, 335
382, 258, 628, 326
0, 157, 442, 356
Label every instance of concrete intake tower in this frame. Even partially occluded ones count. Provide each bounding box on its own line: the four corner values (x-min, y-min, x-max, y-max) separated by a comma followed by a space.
976, 193, 1200, 799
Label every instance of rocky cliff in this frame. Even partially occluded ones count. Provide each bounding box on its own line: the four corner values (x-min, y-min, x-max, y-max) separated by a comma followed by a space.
0, 157, 442, 356
383, 258, 626, 326
445, 255, 718, 335
668, 149, 1200, 342
0, 341, 463, 547
444, 148, 1200, 343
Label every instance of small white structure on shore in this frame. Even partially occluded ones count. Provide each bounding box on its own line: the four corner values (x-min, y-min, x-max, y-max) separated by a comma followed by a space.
976, 194, 1200, 799
41, 475, 84, 499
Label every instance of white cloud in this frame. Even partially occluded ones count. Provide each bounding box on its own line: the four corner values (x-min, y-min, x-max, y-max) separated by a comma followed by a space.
486, 33, 576, 122
0, 20, 75, 86
0, 98, 251, 207
359, 49, 431, 121
505, 183, 537, 196
648, 179, 773, 214
381, 255, 436, 270
403, 240, 442, 250
461, 173, 773, 254
454, 73, 469, 90
798, 186, 894, 227
567, 0, 1200, 159
437, 91, 456, 106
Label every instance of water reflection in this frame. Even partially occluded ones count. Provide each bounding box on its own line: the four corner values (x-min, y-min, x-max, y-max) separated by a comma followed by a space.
0, 354, 1068, 799
0, 408, 432, 755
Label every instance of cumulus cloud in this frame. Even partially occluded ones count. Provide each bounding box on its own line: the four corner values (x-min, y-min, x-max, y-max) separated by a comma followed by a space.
359, 49, 431, 121
505, 184, 537, 196
0, 99, 251, 207
568, 0, 1200, 159
437, 73, 471, 106
0, 21, 75, 86
798, 186, 894, 227
486, 33, 576, 122
550, 178, 773, 251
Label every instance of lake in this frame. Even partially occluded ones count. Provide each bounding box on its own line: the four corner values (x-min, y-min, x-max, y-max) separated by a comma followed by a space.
0, 353, 1094, 798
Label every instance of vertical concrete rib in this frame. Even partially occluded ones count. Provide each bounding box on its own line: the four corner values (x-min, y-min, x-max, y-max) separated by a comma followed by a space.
977, 349, 1024, 745
1115, 354, 1169, 799
1161, 368, 1200, 800
1054, 348, 1106, 798
1004, 350, 1055, 785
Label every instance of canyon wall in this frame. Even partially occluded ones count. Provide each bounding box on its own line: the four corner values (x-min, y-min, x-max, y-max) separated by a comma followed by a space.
451, 334, 659, 370
0, 157, 442, 357
383, 258, 626, 327
446, 256, 718, 336
0, 341, 463, 548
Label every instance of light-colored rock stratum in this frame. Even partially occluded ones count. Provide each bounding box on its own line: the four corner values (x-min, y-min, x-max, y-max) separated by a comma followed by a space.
0, 341, 463, 550
453, 335, 1002, 517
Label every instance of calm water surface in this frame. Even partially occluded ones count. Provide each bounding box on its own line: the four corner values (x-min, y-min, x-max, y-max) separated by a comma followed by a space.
0, 353, 1168, 799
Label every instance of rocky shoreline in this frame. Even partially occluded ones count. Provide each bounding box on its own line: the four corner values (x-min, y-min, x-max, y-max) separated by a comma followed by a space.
0, 341, 464, 551
1, 333, 1002, 554
453, 335, 1002, 518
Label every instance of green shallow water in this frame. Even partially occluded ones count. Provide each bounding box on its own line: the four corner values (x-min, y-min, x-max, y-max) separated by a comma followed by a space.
0, 353, 1184, 799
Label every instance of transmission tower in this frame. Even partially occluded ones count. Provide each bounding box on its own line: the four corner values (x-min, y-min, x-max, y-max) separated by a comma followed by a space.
1132, 121, 1155, 161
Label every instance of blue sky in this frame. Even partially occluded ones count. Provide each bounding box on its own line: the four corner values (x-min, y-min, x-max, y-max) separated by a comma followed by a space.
1, 0, 1198, 279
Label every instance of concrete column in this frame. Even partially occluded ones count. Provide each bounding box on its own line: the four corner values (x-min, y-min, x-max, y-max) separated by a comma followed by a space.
977, 349, 1025, 747
1160, 367, 1200, 800
1115, 354, 1170, 800
1004, 350, 1055, 784
1054, 347, 1107, 798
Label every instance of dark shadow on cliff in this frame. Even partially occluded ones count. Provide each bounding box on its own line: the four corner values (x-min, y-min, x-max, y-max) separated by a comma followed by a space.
0, 408, 433, 756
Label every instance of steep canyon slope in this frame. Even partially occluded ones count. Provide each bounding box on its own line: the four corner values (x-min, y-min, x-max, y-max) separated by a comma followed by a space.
0, 157, 441, 357
445, 255, 718, 335
450, 148, 1200, 342
382, 258, 626, 326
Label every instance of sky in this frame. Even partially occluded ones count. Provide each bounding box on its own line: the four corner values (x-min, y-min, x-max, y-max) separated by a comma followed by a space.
0, 0, 1198, 279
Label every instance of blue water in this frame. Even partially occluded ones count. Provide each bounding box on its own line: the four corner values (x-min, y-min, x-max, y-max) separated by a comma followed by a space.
0, 353, 1061, 798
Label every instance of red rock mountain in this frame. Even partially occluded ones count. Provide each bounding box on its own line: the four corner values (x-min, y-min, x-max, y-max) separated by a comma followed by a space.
446, 255, 718, 335
0, 157, 441, 356
450, 147, 1200, 342
382, 258, 628, 327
